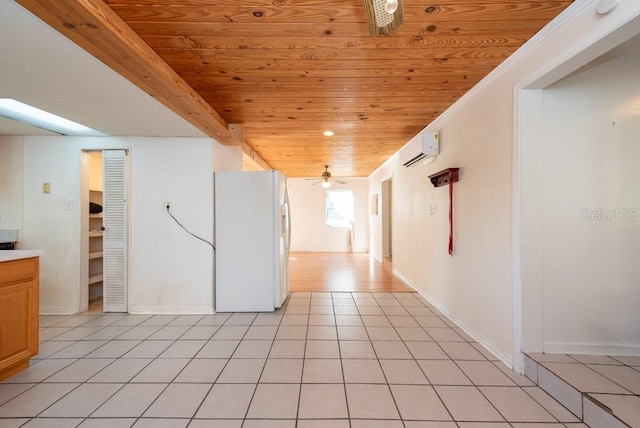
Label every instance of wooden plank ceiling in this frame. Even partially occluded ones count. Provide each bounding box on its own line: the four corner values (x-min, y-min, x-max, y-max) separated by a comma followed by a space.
18, 0, 572, 178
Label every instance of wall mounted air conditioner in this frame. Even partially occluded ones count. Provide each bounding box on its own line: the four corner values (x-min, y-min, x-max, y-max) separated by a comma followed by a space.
400, 131, 439, 167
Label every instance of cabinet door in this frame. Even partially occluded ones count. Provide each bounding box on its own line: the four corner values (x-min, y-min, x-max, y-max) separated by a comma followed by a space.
0, 278, 38, 374
103, 149, 128, 312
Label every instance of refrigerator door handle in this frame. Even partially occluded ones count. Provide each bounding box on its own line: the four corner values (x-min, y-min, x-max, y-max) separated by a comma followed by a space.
283, 200, 291, 252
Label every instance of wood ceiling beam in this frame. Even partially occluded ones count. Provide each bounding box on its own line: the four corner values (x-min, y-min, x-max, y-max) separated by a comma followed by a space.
228, 124, 271, 171
15, 0, 243, 146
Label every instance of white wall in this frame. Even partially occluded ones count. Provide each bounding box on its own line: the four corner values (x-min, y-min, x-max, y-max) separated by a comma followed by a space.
126, 138, 216, 314
368, 1, 640, 366
2, 135, 217, 314
539, 56, 640, 354
21, 138, 85, 313
213, 143, 243, 172
288, 178, 369, 253
0, 137, 23, 237
518, 10, 640, 361
370, 103, 514, 364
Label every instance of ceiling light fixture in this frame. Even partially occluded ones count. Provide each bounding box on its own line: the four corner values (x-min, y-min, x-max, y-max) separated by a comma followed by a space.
363, 0, 404, 36
385, 0, 398, 14
321, 179, 332, 188
0, 98, 106, 136
323, 130, 334, 137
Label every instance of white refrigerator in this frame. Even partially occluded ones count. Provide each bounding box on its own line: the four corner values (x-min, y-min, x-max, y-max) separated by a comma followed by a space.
214, 170, 291, 312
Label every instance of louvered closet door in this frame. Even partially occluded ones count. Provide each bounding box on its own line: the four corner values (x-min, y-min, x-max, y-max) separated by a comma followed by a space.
102, 150, 128, 312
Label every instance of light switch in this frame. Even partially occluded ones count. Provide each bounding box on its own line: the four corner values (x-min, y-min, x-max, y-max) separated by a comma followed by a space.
42, 182, 51, 193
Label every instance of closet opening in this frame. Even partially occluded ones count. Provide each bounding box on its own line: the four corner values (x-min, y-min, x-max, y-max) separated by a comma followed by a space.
80, 149, 129, 314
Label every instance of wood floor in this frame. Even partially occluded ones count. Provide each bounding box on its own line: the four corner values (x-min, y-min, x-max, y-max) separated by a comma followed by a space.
288, 252, 414, 293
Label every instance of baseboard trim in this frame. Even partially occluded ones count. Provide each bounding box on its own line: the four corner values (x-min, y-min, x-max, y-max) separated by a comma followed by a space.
392, 269, 514, 368
40, 306, 78, 315
544, 341, 640, 356
128, 305, 214, 315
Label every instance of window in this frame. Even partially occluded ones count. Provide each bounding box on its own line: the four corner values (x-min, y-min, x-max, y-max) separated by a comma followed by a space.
326, 190, 354, 228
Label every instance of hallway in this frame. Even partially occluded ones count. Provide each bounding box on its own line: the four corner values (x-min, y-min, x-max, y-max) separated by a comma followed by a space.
289, 252, 413, 293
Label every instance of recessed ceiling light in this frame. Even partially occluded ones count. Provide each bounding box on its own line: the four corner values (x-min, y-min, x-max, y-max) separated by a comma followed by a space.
323, 130, 334, 137
0, 98, 106, 136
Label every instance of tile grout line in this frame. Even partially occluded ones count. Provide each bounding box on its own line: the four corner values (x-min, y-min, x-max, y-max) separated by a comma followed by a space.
377, 294, 414, 423
84, 314, 208, 422
158, 314, 241, 422
333, 291, 352, 424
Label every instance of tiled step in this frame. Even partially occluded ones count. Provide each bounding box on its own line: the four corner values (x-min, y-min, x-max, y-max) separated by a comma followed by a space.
524, 353, 640, 428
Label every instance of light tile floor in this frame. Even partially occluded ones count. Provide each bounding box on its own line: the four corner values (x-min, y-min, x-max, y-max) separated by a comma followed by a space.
526, 352, 640, 427
1, 292, 587, 427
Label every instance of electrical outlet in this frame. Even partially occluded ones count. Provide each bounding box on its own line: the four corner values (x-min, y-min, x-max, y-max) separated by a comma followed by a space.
163, 201, 171, 210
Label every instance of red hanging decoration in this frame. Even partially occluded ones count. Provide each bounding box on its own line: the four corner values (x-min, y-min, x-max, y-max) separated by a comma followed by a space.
428, 168, 459, 255
448, 178, 454, 255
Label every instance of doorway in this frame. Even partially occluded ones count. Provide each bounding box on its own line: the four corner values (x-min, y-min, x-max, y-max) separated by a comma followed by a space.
87, 151, 104, 312
381, 177, 393, 265
515, 25, 640, 373
80, 149, 129, 314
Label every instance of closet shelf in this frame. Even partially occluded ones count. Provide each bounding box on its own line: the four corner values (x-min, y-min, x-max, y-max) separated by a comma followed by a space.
89, 213, 103, 219
89, 274, 103, 285
89, 251, 103, 260
89, 230, 103, 238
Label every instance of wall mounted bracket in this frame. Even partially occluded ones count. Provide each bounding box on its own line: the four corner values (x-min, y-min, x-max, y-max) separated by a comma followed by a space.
428, 168, 459, 187
428, 167, 460, 255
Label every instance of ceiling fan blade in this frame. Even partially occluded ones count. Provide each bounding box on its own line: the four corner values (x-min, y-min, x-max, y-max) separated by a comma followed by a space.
363, 0, 404, 37
309, 179, 322, 185
334, 179, 348, 185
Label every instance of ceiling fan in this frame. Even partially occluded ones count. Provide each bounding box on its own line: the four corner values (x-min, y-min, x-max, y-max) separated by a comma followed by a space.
305, 165, 347, 188
363, 0, 404, 36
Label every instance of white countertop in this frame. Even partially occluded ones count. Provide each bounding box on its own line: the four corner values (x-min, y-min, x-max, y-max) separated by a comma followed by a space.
0, 250, 44, 262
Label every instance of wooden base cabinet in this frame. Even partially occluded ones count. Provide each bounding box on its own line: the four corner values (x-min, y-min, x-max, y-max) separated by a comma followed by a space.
0, 257, 39, 381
